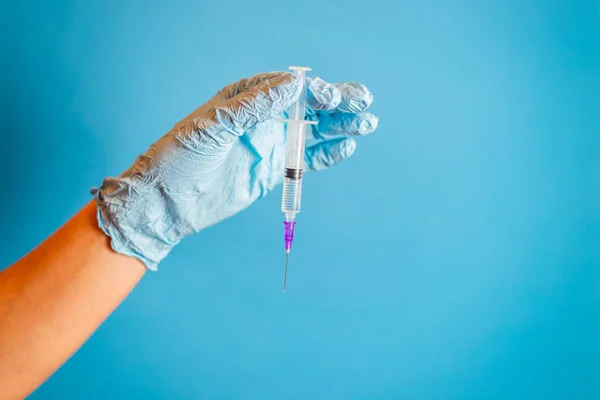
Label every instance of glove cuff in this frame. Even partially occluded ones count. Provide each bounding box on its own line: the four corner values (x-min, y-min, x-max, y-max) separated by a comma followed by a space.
93, 176, 178, 271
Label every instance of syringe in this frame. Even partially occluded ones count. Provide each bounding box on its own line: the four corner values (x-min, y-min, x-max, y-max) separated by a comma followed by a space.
281, 66, 317, 292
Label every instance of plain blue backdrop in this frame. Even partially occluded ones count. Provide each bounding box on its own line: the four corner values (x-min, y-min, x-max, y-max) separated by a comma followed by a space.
1, 0, 599, 398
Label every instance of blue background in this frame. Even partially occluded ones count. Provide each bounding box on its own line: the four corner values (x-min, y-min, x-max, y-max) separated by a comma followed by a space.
1, 0, 599, 398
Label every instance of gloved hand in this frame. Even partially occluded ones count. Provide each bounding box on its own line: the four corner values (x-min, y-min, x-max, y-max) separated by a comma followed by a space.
94, 71, 378, 270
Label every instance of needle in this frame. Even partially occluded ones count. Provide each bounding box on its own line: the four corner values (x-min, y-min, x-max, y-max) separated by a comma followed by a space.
284, 251, 289, 292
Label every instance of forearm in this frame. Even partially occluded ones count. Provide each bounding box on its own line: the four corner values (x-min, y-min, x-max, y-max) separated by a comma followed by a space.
0, 201, 145, 399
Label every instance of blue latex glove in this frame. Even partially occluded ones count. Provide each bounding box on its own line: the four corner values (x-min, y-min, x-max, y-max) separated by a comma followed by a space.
94, 71, 378, 270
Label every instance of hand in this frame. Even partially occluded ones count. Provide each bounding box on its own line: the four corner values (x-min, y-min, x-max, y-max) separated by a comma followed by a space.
94, 71, 378, 269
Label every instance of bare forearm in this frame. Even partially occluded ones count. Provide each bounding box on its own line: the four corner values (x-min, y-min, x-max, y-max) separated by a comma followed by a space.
0, 201, 145, 399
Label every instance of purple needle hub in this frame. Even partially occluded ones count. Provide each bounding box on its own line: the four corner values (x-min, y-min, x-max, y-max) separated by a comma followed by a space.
284, 221, 296, 252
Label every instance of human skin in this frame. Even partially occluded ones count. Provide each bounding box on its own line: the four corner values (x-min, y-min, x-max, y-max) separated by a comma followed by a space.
0, 201, 145, 399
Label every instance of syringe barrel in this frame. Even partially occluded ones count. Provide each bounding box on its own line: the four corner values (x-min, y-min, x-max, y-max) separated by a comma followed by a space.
281, 67, 310, 215
282, 175, 302, 214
